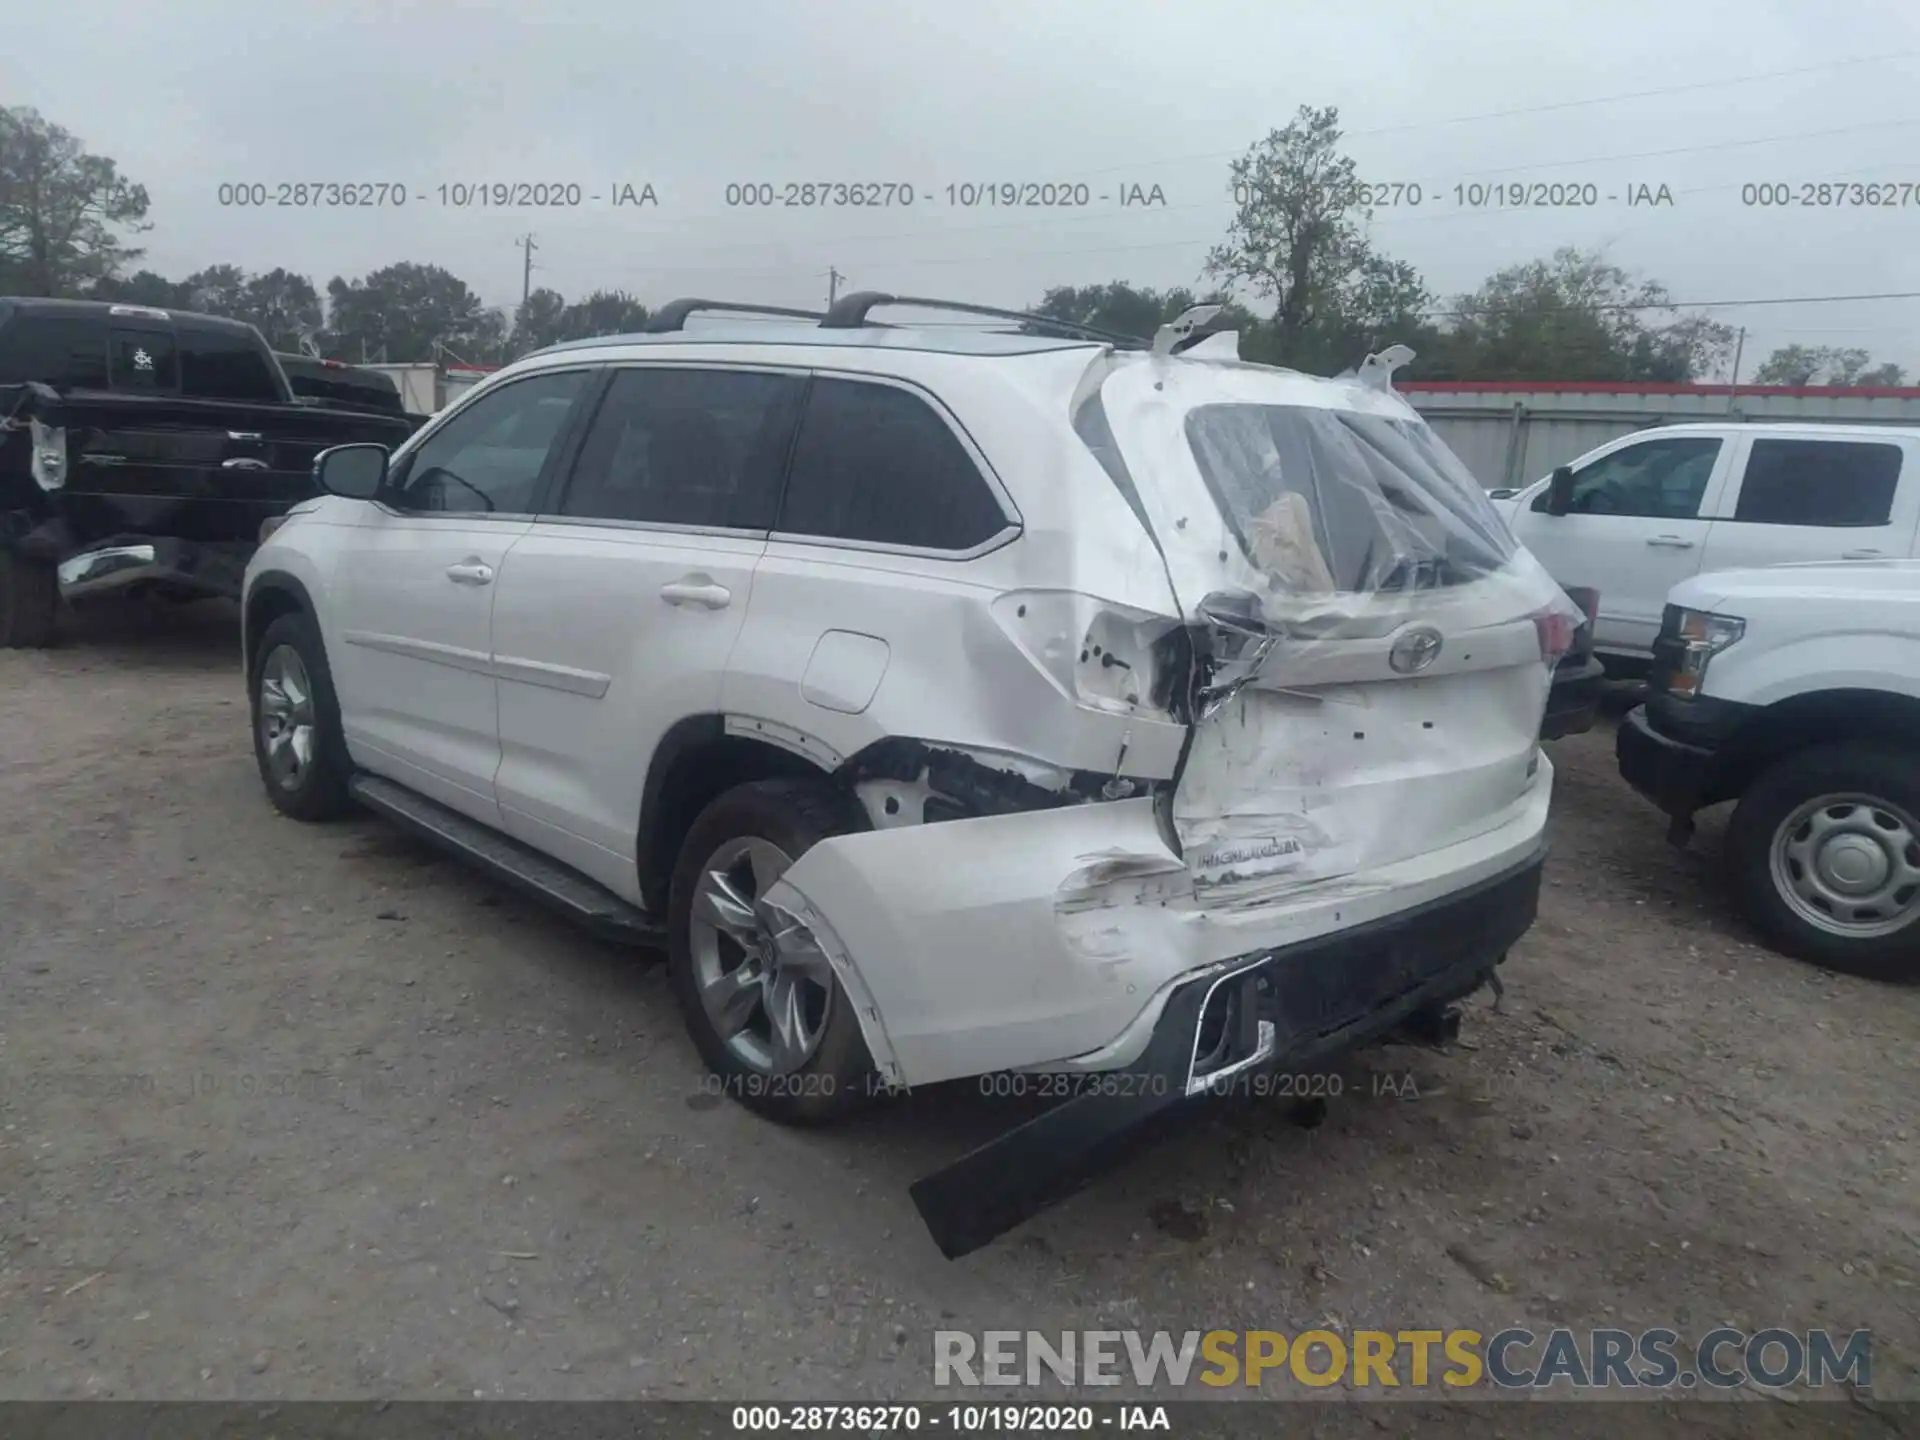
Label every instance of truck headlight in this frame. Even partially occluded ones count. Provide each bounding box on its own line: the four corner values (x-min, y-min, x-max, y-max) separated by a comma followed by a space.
1656, 605, 1744, 698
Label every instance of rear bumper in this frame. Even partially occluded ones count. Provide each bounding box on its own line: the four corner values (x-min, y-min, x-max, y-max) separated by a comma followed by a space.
908, 841, 1546, 1258
1541, 653, 1605, 740
56, 536, 250, 602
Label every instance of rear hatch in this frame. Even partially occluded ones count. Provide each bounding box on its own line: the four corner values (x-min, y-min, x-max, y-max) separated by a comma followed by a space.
1088, 355, 1574, 898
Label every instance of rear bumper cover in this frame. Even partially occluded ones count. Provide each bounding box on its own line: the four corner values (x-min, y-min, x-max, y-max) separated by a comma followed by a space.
909, 840, 1546, 1258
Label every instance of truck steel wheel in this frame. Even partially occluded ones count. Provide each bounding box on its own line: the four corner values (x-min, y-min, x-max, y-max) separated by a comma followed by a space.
250, 612, 354, 822
0, 549, 57, 648
667, 779, 877, 1124
1728, 743, 1920, 983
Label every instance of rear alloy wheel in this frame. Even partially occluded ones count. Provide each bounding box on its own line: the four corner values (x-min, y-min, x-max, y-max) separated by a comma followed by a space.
1728, 743, 1920, 982
0, 548, 57, 648
668, 779, 877, 1124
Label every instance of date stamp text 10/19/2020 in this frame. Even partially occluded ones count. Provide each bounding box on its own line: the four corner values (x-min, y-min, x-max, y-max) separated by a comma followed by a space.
213, 180, 1175, 210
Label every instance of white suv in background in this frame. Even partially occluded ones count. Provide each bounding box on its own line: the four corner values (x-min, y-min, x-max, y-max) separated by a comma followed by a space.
241, 295, 1576, 1257
1498, 423, 1920, 665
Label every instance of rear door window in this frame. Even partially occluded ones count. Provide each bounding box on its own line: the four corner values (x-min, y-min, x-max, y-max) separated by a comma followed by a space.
177, 327, 284, 403
1731, 439, 1901, 527
775, 377, 1011, 551
556, 366, 805, 530
109, 327, 179, 392
0, 315, 109, 388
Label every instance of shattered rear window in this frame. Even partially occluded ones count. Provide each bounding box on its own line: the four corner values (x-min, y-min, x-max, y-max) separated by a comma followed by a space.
1184, 404, 1517, 594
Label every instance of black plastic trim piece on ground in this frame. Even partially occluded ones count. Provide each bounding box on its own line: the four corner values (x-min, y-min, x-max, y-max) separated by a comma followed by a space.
908, 842, 1547, 1259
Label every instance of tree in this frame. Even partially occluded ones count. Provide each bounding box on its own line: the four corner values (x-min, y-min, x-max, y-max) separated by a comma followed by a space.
0, 105, 151, 295
90, 268, 191, 308
1031, 282, 1252, 340
239, 268, 325, 353
1423, 248, 1736, 383
325, 262, 506, 363
556, 289, 649, 342
1203, 105, 1432, 373
179, 264, 250, 318
512, 286, 570, 353
1751, 343, 1907, 386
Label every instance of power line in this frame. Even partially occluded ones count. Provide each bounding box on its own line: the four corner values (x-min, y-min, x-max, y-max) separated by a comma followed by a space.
1073, 50, 1920, 178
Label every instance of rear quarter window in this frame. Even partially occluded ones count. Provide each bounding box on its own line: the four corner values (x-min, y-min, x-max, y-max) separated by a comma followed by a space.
177, 328, 284, 403
775, 377, 1011, 552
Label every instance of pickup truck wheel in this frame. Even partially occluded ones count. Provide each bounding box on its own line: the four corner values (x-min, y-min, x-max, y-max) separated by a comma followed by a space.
250, 612, 354, 822
668, 779, 877, 1125
0, 549, 57, 648
1728, 743, 1920, 982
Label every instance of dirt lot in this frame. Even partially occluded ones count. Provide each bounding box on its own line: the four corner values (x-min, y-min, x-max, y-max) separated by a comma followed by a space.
1, 600, 1915, 1426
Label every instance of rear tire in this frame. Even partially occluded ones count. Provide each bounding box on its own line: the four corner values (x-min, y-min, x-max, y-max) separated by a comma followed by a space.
250, 611, 354, 821
0, 548, 57, 648
1727, 742, 1920, 983
667, 779, 878, 1125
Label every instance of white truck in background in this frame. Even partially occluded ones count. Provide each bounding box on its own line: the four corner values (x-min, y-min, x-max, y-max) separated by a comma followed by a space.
1617, 560, 1920, 982
1496, 423, 1920, 669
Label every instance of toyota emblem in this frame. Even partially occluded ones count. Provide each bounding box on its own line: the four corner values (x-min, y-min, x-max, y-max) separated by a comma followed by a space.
1389, 625, 1444, 674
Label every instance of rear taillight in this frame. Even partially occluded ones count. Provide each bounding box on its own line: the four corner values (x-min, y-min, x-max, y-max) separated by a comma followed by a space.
1533, 608, 1576, 664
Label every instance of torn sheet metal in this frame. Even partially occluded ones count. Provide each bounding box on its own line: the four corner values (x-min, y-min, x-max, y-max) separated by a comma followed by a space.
1071, 349, 1577, 895
769, 766, 1552, 1087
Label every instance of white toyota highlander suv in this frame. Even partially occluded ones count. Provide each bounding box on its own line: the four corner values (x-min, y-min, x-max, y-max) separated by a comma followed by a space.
241, 294, 1576, 1256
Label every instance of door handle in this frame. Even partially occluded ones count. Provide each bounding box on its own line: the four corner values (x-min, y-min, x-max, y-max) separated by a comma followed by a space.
660, 579, 732, 610
1646, 535, 1696, 549
222, 457, 270, 470
1842, 548, 1884, 560
445, 561, 494, 586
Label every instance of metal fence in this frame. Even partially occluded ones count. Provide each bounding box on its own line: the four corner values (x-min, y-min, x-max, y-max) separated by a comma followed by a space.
1400, 382, 1920, 489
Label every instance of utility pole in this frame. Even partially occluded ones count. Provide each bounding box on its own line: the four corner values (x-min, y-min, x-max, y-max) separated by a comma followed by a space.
518, 234, 539, 309
827, 267, 843, 307
1726, 325, 1746, 415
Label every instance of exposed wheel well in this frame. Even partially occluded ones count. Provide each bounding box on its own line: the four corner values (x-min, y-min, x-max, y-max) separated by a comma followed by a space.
1710, 688, 1920, 804
244, 580, 310, 680
635, 719, 833, 914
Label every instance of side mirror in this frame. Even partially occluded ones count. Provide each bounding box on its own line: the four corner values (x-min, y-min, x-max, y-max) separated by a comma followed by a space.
1545, 465, 1574, 516
314, 443, 388, 500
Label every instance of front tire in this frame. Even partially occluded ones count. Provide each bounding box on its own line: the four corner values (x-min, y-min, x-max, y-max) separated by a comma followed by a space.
250, 611, 354, 821
0, 548, 57, 648
1727, 742, 1920, 982
667, 779, 877, 1124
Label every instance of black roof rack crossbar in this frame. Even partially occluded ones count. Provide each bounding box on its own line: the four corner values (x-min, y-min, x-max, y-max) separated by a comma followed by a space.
818, 291, 1145, 347
645, 298, 828, 333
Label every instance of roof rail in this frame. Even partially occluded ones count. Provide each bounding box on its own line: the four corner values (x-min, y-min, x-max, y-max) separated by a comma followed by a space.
818, 291, 1145, 347
645, 298, 828, 333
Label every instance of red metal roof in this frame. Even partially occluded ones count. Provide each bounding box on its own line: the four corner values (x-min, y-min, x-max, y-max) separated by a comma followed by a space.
1398, 379, 1920, 399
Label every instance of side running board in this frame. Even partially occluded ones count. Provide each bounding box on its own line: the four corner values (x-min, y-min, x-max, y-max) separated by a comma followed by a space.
348, 774, 666, 947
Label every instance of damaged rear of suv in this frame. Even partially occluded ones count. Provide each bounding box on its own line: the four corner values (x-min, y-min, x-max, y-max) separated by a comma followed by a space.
249, 294, 1573, 1261
670, 298, 1577, 1256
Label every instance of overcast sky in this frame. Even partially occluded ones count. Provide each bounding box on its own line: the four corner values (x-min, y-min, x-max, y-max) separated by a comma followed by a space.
5, 0, 1919, 374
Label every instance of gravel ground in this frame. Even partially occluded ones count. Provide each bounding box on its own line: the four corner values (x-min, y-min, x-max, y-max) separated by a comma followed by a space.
1, 600, 1915, 1429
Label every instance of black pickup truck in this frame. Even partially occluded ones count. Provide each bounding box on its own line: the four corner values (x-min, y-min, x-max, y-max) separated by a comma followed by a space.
0, 298, 416, 646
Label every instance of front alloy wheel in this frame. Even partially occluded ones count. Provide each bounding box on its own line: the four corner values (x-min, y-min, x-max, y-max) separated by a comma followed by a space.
258, 643, 318, 795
